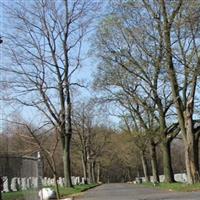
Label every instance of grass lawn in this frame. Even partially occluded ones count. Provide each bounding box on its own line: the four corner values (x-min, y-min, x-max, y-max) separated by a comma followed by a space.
1, 184, 98, 200
2, 190, 37, 200
2, 191, 24, 200
141, 182, 200, 192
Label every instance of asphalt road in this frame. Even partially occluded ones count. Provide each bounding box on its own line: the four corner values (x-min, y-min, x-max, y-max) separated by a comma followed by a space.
77, 183, 200, 200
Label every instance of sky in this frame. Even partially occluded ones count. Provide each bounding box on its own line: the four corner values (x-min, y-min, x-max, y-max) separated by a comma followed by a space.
0, 0, 120, 132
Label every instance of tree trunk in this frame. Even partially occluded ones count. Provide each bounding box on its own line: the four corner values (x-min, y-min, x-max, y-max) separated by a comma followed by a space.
96, 163, 101, 183
88, 161, 93, 184
63, 135, 73, 187
140, 150, 150, 182
149, 141, 159, 182
81, 154, 88, 184
182, 105, 199, 184
161, 140, 175, 183
54, 174, 60, 199
91, 160, 96, 184
184, 119, 199, 184
194, 134, 200, 172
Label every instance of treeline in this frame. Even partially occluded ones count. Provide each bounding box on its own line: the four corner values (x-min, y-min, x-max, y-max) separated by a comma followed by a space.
0, 120, 185, 184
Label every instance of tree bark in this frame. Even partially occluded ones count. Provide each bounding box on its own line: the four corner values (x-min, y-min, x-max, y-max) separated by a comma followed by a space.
88, 161, 93, 184
184, 116, 199, 184
54, 174, 60, 200
149, 141, 159, 182
161, 140, 175, 183
81, 154, 88, 184
140, 150, 150, 182
63, 135, 73, 187
96, 162, 101, 183
194, 134, 200, 172
91, 160, 96, 184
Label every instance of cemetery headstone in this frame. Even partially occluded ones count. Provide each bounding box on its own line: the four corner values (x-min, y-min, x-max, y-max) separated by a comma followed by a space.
38, 188, 56, 200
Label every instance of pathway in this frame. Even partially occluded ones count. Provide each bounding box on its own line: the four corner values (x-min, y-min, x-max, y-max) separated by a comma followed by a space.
76, 183, 200, 200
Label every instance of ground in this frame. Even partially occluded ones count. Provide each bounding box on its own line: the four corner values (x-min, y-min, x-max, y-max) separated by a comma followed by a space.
77, 183, 200, 200
1, 184, 96, 200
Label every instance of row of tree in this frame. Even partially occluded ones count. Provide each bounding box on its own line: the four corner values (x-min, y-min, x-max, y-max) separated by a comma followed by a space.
93, 0, 200, 184
0, 114, 186, 184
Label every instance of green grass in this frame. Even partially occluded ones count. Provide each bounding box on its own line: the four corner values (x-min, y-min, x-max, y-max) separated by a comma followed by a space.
1, 184, 98, 200
141, 182, 200, 192
2, 191, 24, 200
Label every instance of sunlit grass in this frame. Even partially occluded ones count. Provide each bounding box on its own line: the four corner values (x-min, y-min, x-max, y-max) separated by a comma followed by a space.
2, 191, 24, 200
2, 184, 98, 200
142, 182, 200, 192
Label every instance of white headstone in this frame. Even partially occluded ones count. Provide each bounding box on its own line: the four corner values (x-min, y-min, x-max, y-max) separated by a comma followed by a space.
81, 177, 85, 184
71, 176, 76, 185
3, 177, 9, 192
42, 177, 48, 186
26, 177, 32, 189
159, 175, 165, 182
58, 177, 64, 187
38, 188, 56, 200
76, 177, 80, 185
11, 177, 18, 191
47, 178, 51, 186
21, 178, 27, 190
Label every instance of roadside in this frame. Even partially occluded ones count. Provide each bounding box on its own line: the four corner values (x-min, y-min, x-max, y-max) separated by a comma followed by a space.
59, 184, 99, 199
140, 182, 200, 192
77, 183, 200, 200
1, 184, 98, 200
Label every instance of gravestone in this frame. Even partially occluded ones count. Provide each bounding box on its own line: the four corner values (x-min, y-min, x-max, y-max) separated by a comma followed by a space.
3, 177, 9, 192
76, 177, 80, 185
135, 177, 142, 184
21, 178, 27, 190
58, 177, 64, 187
47, 178, 51, 186
38, 188, 56, 200
42, 177, 48, 186
174, 173, 187, 183
150, 176, 154, 182
11, 177, 18, 191
71, 176, 76, 185
81, 177, 85, 184
159, 175, 165, 182
141, 177, 145, 183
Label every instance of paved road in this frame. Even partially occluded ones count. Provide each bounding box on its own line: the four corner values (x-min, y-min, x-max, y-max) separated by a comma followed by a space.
77, 183, 200, 200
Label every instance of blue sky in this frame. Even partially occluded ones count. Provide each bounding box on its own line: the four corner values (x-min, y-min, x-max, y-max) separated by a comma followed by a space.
0, 0, 118, 132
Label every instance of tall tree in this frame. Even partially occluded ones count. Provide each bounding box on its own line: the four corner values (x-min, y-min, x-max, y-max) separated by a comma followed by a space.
159, 0, 200, 183
73, 101, 111, 184
1, 0, 99, 187
93, 0, 180, 182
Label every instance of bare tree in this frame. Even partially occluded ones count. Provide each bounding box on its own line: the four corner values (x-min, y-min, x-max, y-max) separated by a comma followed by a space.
159, 0, 200, 184
1, 0, 99, 187
3, 119, 61, 199
93, 0, 198, 184
72, 101, 111, 184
